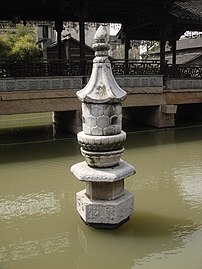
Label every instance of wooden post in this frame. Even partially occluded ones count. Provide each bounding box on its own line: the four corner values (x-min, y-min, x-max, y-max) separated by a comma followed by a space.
160, 30, 166, 73
124, 27, 130, 75
125, 37, 130, 75
172, 39, 177, 65
55, 20, 63, 60
125, 37, 130, 61
79, 18, 86, 77
77, 1, 86, 82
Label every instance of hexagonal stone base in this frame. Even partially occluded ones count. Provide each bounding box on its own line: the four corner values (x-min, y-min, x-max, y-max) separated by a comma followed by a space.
76, 189, 134, 225
81, 216, 130, 229
71, 159, 135, 182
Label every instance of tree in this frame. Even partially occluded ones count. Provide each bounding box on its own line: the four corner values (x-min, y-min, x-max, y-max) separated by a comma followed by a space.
140, 40, 160, 59
0, 24, 42, 62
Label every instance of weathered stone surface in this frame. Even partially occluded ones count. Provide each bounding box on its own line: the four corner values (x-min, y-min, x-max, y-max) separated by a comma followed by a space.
123, 93, 166, 107
53, 110, 82, 134
6, 80, 15, 91
29, 80, 39, 90
76, 25, 126, 104
145, 105, 176, 128
71, 160, 135, 182
77, 130, 126, 151
161, 104, 177, 114
166, 92, 202, 104
82, 103, 122, 135
76, 189, 134, 224
40, 80, 50, 89
85, 180, 124, 200
0, 76, 164, 93
70, 25, 135, 228
80, 147, 124, 168
0, 96, 81, 115
166, 79, 202, 90
17, 80, 27, 90
0, 77, 83, 92
115, 76, 163, 88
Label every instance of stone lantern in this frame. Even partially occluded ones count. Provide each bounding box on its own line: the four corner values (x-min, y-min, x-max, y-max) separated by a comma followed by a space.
71, 25, 135, 228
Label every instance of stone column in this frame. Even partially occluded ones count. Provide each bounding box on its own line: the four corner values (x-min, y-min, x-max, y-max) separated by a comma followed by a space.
145, 105, 177, 128
52, 111, 82, 134
71, 25, 135, 229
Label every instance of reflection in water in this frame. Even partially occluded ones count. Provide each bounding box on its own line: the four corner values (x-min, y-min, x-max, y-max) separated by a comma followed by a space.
0, 191, 61, 221
76, 210, 198, 269
131, 228, 202, 269
0, 120, 202, 269
173, 161, 202, 207
0, 232, 69, 262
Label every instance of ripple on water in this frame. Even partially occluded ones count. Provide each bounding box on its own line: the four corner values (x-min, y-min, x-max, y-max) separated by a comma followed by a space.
0, 191, 61, 222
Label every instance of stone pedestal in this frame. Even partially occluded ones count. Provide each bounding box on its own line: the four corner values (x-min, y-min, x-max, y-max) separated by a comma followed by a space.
76, 189, 134, 226
145, 105, 177, 128
52, 110, 82, 134
155, 105, 177, 128
71, 159, 135, 227
70, 25, 135, 228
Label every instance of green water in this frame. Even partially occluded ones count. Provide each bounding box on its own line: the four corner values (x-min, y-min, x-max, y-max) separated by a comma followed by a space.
0, 113, 202, 269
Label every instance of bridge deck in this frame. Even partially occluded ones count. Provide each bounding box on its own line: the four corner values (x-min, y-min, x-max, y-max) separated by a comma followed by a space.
0, 60, 202, 116
1, 84, 202, 115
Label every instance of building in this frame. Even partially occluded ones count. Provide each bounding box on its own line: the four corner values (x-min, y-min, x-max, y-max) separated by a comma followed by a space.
46, 35, 95, 62
147, 35, 202, 65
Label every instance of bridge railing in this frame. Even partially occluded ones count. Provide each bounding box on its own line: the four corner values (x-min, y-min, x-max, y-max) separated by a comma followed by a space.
1, 60, 201, 79
0, 59, 162, 78
165, 64, 202, 79
0, 60, 84, 78
111, 59, 161, 75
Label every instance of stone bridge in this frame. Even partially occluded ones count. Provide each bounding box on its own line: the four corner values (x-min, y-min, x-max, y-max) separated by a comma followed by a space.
0, 75, 202, 132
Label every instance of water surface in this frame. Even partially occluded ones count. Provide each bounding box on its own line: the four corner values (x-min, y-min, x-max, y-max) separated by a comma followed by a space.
0, 114, 202, 269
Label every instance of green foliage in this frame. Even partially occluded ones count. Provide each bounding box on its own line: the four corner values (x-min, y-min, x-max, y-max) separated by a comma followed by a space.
0, 32, 13, 60
0, 24, 42, 62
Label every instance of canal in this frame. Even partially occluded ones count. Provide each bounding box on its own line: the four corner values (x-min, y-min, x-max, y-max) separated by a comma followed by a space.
0, 113, 202, 269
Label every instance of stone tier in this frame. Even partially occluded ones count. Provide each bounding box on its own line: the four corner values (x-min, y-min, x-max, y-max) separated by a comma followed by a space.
77, 130, 126, 151
85, 180, 124, 200
77, 189, 134, 225
71, 159, 135, 182
80, 147, 124, 168
81, 103, 122, 136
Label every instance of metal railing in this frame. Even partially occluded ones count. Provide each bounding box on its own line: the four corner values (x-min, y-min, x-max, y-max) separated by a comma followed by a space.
165, 64, 202, 79
111, 59, 161, 75
0, 59, 162, 78
0, 60, 87, 78
0, 59, 201, 79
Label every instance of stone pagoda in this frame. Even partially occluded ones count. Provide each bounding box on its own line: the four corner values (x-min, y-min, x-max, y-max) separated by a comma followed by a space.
71, 25, 135, 228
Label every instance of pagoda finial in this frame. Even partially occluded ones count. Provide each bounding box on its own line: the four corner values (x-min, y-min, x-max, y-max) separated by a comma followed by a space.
76, 25, 126, 103
93, 25, 110, 57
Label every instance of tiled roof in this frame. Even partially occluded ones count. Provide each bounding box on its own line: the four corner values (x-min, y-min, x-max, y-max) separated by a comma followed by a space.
176, 36, 202, 50
149, 52, 202, 64
148, 36, 202, 55
170, 1, 202, 21
166, 52, 202, 64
